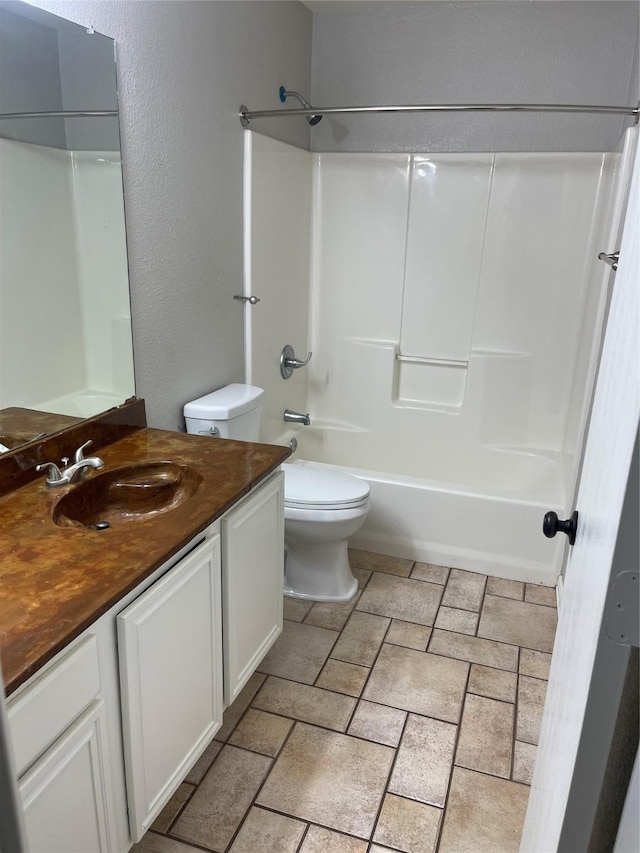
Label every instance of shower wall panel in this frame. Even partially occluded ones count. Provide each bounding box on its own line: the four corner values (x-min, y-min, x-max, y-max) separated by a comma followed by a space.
307, 150, 618, 502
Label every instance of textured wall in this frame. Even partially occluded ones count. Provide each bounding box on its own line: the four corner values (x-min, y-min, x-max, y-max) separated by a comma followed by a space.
310, 1, 639, 153
33, 0, 312, 430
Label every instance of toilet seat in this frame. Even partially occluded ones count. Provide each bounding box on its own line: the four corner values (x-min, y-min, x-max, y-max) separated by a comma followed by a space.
282, 463, 370, 512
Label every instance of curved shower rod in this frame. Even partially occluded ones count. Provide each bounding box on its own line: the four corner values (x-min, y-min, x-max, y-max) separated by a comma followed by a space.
239, 100, 640, 126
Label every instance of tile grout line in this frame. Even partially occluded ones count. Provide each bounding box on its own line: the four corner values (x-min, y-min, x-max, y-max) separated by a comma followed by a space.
433, 640, 474, 852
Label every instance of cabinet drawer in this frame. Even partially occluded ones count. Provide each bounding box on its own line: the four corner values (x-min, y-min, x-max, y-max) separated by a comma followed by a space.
8, 634, 101, 777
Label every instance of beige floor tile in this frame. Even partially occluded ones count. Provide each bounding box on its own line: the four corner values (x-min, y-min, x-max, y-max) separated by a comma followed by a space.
316, 658, 370, 697
478, 595, 557, 653
151, 783, 194, 833
370, 847, 397, 852
356, 572, 443, 626
386, 619, 432, 651
349, 549, 414, 576
215, 672, 266, 741
486, 577, 524, 600
438, 767, 529, 853
304, 593, 361, 631
516, 675, 547, 745
468, 664, 517, 703
132, 832, 204, 853
283, 597, 314, 622
331, 610, 390, 666
429, 628, 519, 672
519, 648, 552, 681
184, 740, 223, 784
228, 807, 306, 852
300, 825, 368, 852
373, 793, 441, 853
513, 741, 537, 785
172, 745, 271, 852
252, 676, 356, 731
435, 606, 478, 636
525, 583, 557, 607
441, 568, 486, 612
364, 644, 468, 722
257, 722, 394, 838
348, 700, 407, 747
455, 694, 514, 779
352, 567, 372, 589
388, 713, 457, 806
411, 562, 450, 584
258, 620, 339, 684
228, 708, 293, 756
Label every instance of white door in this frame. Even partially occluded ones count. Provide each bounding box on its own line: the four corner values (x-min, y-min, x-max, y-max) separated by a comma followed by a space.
222, 472, 284, 705
118, 535, 223, 842
19, 701, 112, 853
521, 139, 640, 849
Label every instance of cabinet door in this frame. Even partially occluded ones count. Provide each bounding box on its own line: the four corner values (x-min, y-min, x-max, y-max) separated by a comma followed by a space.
118, 535, 222, 841
19, 700, 113, 853
222, 471, 284, 704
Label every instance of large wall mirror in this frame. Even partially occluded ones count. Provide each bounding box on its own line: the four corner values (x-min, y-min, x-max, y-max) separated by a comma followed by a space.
0, 0, 135, 451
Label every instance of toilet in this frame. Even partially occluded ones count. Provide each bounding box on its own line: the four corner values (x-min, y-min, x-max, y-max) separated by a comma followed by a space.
184, 384, 370, 602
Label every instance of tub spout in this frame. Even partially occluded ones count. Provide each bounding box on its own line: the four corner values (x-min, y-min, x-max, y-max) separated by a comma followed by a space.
284, 409, 311, 426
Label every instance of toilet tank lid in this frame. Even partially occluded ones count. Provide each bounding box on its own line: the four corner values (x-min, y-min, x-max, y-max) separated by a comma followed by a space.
183, 384, 264, 420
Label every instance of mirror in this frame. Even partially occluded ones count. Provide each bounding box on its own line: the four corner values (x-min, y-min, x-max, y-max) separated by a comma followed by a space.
0, 0, 135, 450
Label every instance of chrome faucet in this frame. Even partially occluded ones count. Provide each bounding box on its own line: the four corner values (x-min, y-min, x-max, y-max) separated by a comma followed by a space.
284, 409, 311, 426
36, 440, 104, 487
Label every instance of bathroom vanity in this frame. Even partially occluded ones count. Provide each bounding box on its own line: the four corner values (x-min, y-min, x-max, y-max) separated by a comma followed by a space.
0, 420, 289, 851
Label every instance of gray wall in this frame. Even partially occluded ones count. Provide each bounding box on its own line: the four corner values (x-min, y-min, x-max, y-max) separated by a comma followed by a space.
33, 0, 312, 431
310, 1, 639, 153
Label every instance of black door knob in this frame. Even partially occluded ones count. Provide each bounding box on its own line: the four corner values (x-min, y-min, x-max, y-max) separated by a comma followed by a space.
543, 510, 579, 546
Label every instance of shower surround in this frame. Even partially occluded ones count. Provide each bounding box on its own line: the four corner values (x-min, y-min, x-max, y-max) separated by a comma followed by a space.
244, 130, 631, 584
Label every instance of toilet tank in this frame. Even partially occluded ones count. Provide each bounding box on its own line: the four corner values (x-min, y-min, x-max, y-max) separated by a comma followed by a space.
184, 384, 264, 441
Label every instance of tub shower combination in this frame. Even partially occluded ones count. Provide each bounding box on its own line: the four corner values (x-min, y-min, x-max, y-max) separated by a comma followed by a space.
241, 93, 638, 587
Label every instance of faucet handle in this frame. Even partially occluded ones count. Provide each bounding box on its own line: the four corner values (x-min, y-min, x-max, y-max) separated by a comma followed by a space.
36, 462, 66, 486
74, 439, 93, 463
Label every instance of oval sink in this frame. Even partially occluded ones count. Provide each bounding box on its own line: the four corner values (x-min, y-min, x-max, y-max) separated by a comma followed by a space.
53, 462, 203, 529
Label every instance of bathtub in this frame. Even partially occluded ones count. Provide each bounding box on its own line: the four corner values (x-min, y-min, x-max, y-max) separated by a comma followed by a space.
279, 425, 566, 586
31, 390, 126, 419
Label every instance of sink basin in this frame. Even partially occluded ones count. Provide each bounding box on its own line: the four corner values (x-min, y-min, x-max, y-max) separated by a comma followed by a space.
53, 462, 203, 529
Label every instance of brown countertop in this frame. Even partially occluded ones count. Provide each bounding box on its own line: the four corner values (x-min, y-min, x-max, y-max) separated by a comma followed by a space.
0, 428, 290, 695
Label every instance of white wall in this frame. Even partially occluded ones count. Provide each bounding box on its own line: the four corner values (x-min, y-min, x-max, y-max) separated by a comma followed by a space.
33, 0, 314, 431
71, 151, 134, 397
0, 139, 86, 407
244, 132, 312, 444
311, 1, 639, 153
0, 139, 135, 411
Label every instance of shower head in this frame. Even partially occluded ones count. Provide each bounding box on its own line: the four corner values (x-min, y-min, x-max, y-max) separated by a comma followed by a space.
279, 87, 323, 126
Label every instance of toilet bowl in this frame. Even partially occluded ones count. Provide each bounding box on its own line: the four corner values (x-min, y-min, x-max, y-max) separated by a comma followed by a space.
282, 462, 370, 602
183, 384, 370, 602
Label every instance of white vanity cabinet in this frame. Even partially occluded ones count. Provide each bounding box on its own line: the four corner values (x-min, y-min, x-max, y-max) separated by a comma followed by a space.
118, 534, 223, 842
6, 468, 285, 852
222, 470, 284, 704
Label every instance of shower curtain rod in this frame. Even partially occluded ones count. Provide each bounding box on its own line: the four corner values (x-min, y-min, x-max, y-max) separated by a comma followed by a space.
239, 101, 639, 126
0, 110, 117, 119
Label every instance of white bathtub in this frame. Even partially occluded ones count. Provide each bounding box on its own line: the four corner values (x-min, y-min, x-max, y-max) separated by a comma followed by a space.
280, 426, 566, 586
31, 390, 126, 419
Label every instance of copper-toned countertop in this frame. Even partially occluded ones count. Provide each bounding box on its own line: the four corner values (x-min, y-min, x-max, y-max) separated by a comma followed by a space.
0, 428, 290, 695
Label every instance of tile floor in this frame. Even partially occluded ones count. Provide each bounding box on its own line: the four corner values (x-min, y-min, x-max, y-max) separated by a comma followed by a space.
132, 550, 557, 853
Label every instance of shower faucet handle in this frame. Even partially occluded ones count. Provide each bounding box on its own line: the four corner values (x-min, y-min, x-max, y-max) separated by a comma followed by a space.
280, 344, 312, 379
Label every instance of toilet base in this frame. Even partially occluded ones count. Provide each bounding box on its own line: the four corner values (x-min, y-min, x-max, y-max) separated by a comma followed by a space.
284, 539, 358, 603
